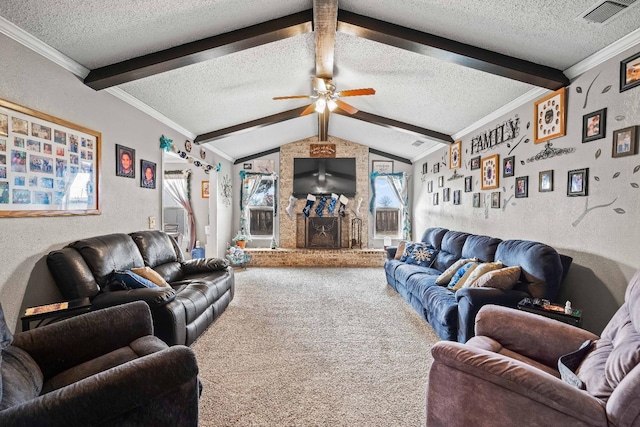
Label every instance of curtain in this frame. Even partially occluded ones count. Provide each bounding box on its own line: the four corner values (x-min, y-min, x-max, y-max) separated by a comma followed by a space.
164, 170, 197, 252
369, 171, 411, 240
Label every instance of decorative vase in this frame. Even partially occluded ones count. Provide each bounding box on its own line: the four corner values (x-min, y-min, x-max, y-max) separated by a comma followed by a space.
236, 240, 246, 249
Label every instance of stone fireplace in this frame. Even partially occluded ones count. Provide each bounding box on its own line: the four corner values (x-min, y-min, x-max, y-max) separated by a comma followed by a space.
296, 214, 350, 248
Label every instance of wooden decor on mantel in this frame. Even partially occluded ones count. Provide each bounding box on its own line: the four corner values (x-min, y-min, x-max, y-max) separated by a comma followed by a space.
310, 143, 336, 157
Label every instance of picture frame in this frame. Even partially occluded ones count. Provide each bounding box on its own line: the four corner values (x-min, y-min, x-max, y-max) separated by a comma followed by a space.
433, 163, 440, 173
372, 160, 393, 174
140, 159, 156, 189
453, 189, 461, 205
620, 51, 640, 92
0, 97, 100, 217
243, 162, 253, 170
438, 176, 444, 188
567, 168, 589, 197
481, 154, 499, 190
534, 87, 566, 144
470, 156, 480, 170
422, 162, 428, 175
582, 108, 607, 143
515, 176, 529, 198
502, 156, 515, 178
116, 144, 135, 178
539, 170, 554, 192
443, 187, 450, 202
202, 181, 210, 198
449, 140, 461, 169
184, 140, 192, 153
612, 126, 638, 158
464, 176, 472, 192
491, 192, 501, 208
472, 193, 481, 208
433, 192, 439, 206
427, 180, 433, 193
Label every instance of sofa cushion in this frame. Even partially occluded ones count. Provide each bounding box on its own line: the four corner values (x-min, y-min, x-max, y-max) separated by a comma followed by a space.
464, 261, 504, 287
130, 231, 181, 268
394, 263, 441, 285
405, 245, 439, 268
432, 231, 470, 272
461, 235, 501, 262
394, 241, 408, 260
435, 258, 479, 286
420, 227, 448, 249
108, 270, 158, 290
0, 303, 13, 403
448, 262, 479, 291
469, 266, 521, 290
131, 266, 171, 287
0, 346, 43, 410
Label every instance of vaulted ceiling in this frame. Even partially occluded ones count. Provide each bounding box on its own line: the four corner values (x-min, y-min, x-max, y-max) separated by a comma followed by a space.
1, 0, 639, 163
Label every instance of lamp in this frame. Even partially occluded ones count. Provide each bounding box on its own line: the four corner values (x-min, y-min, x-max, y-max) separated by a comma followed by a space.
383, 237, 392, 248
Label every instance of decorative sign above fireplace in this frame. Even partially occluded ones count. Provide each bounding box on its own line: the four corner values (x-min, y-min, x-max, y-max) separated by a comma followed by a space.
310, 143, 336, 158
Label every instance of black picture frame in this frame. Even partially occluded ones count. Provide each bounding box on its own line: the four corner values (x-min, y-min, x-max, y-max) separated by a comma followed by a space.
422, 162, 428, 174
472, 193, 480, 208
427, 180, 433, 193
433, 163, 440, 174
620, 51, 640, 92
503, 156, 515, 178
443, 187, 450, 202
433, 192, 439, 205
140, 159, 156, 189
491, 192, 500, 208
470, 156, 480, 170
539, 170, 553, 192
116, 144, 135, 178
515, 176, 528, 198
438, 176, 444, 188
567, 168, 588, 197
582, 108, 607, 143
453, 190, 461, 205
612, 126, 638, 158
464, 176, 472, 192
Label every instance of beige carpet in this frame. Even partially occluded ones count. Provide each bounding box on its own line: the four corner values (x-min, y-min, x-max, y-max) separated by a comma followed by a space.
192, 267, 440, 426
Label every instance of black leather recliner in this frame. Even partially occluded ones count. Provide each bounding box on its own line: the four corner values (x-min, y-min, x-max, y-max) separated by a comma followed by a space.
46, 230, 234, 346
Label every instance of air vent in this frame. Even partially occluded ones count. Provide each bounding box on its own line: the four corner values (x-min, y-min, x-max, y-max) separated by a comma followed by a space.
411, 140, 424, 147
578, 0, 637, 24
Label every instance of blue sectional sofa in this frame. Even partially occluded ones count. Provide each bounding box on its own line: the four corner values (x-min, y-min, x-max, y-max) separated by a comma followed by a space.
384, 227, 572, 342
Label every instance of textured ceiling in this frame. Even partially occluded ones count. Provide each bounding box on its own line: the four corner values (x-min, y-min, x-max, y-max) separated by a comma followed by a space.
1, 0, 640, 162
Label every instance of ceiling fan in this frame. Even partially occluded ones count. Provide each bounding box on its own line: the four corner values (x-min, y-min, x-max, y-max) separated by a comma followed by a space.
273, 77, 375, 116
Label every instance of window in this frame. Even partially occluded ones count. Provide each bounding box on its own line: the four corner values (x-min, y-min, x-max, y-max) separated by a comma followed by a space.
248, 177, 274, 237
374, 176, 402, 238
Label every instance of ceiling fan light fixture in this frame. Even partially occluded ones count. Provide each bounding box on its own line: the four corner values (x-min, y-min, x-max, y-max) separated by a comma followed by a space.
327, 98, 338, 111
315, 97, 327, 112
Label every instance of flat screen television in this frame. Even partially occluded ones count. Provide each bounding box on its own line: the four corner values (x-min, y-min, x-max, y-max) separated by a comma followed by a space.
292, 158, 356, 198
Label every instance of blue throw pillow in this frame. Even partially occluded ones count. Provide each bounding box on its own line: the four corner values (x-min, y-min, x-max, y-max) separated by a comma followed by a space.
406, 245, 439, 268
447, 262, 479, 290
109, 270, 158, 290
399, 242, 417, 262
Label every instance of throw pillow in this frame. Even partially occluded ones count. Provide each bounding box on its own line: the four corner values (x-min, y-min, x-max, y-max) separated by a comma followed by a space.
469, 265, 521, 290
108, 270, 158, 290
131, 266, 170, 287
405, 245, 439, 268
394, 240, 408, 260
463, 261, 504, 288
447, 262, 480, 291
399, 242, 417, 262
435, 258, 479, 286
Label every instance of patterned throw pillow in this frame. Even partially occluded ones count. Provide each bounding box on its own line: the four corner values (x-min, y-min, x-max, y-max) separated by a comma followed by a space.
463, 261, 504, 288
108, 270, 158, 290
405, 245, 439, 268
399, 242, 417, 262
394, 240, 408, 260
447, 262, 480, 291
469, 265, 521, 290
435, 258, 479, 286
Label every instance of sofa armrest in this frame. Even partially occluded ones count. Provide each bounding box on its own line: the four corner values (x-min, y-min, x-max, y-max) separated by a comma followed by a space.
12, 302, 153, 378
474, 305, 599, 367
455, 287, 529, 343
429, 341, 606, 425
385, 246, 398, 260
182, 257, 229, 274
0, 345, 199, 427
91, 287, 176, 309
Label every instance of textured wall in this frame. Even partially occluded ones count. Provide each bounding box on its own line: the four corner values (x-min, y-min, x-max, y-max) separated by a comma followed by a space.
413, 46, 640, 335
0, 34, 189, 331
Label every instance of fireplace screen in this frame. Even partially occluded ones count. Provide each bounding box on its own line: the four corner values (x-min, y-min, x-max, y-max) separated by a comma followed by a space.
306, 217, 341, 249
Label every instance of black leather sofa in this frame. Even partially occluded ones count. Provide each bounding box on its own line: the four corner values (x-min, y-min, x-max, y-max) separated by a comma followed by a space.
46, 230, 234, 346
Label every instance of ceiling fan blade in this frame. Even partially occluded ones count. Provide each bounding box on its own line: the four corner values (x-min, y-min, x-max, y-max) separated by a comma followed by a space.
273, 95, 313, 100
335, 99, 359, 115
312, 77, 327, 93
336, 88, 376, 97
300, 103, 318, 116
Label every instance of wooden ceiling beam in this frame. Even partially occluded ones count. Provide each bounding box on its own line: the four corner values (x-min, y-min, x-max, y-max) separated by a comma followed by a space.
337, 10, 569, 90
84, 10, 313, 90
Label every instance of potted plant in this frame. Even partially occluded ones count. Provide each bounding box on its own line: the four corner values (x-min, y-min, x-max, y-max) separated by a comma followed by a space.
232, 230, 251, 249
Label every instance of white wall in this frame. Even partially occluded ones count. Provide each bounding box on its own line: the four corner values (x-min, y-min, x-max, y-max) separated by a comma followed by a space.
412, 46, 640, 335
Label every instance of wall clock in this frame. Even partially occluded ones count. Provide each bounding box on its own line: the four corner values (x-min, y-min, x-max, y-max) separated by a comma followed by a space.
534, 87, 566, 144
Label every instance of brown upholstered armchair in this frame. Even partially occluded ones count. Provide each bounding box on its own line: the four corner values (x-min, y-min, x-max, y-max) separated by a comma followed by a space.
426, 269, 640, 427
0, 301, 200, 426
